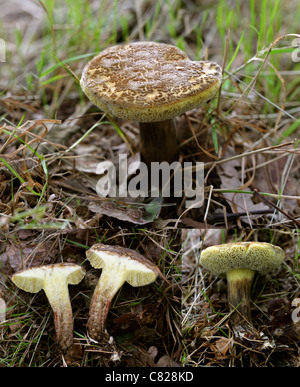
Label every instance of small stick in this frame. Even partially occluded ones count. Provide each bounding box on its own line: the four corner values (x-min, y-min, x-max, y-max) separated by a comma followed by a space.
211, 209, 273, 222
253, 189, 300, 228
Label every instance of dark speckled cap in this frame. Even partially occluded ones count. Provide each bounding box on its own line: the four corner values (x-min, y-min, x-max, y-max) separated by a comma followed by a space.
80, 41, 222, 122
200, 242, 284, 277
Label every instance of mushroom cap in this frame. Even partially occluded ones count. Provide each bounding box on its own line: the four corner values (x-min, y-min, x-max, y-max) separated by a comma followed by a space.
200, 242, 284, 277
86, 243, 159, 286
80, 41, 222, 122
12, 263, 86, 293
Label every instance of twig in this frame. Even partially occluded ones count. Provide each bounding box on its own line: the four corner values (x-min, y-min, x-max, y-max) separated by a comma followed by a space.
211, 209, 274, 222
253, 189, 300, 228
202, 140, 298, 170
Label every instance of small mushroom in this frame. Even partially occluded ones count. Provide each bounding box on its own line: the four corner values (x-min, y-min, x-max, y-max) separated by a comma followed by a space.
86, 243, 160, 342
12, 263, 86, 352
80, 41, 222, 166
200, 242, 284, 340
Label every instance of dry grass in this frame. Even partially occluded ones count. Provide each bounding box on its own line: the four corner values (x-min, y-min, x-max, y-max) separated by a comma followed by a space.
0, 228, 181, 366
182, 228, 300, 367
0, 0, 300, 230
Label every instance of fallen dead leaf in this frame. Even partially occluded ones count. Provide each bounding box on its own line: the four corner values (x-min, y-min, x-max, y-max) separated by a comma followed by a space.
2, 239, 58, 274
212, 337, 231, 357
88, 197, 162, 224
155, 355, 181, 367
217, 146, 270, 224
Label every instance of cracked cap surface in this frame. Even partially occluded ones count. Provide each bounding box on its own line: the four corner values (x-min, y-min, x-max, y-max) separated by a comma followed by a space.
200, 242, 284, 277
80, 41, 222, 122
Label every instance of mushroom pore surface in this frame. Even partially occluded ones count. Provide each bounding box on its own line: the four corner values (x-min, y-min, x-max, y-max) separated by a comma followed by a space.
80, 41, 222, 122
200, 242, 284, 277
12, 263, 85, 293
86, 243, 159, 286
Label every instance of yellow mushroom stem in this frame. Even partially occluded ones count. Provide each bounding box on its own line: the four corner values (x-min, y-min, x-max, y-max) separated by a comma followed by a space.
42, 275, 75, 351
12, 263, 85, 353
226, 268, 258, 338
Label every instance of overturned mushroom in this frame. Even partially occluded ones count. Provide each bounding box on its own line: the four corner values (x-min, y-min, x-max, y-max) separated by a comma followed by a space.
86, 243, 160, 342
12, 263, 86, 352
200, 242, 284, 340
80, 41, 222, 166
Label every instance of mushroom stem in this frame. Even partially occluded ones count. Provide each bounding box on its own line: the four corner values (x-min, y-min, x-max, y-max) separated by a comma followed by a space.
226, 268, 258, 339
139, 119, 178, 165
12, 263, 85, 353
43, 276, 74, 351
87, 267, 126, 341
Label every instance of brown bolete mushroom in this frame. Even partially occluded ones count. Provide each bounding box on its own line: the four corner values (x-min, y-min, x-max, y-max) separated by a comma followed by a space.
200, 242, 284, 340
80, 41, 222, 166
86, 243, 160, 342
12, 263, 86, 352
